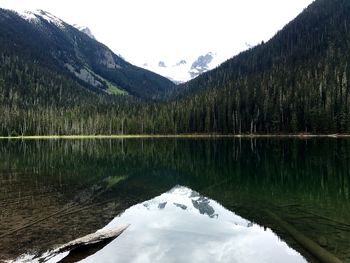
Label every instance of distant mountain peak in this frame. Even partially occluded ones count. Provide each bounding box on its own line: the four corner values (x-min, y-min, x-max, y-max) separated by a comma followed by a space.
73, 24, 96, 39
175, 60, 187, 66
189, 52, 214, 78
158, 61, 167, 68
141, 52, 220, 83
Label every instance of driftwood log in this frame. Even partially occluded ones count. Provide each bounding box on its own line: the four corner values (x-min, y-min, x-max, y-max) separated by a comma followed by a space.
40, 224, 129, 263
57, 224, 129, 253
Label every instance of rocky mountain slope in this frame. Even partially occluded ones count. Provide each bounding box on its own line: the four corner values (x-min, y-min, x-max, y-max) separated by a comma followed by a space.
0, 8, 175, 100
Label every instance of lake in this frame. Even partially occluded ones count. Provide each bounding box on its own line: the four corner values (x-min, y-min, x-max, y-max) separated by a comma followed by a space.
0, 138, 349, 262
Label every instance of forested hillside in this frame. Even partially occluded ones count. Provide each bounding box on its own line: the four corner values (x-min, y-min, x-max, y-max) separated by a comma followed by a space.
0, 9, 175, 100
1, 0, 350, 135
174, 0, 350, 133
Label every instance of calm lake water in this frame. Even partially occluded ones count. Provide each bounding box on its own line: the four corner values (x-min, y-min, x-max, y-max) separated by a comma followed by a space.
0, 138, 349, 262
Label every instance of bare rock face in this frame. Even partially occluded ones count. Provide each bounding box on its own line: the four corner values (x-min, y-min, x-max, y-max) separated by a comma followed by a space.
101, 51, 121, 69
65, 64, 103, 88
76, 68, 103, 87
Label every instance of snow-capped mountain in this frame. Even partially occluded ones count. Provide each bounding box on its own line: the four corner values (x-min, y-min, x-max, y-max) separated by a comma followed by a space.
13, 9, 229, 85
18, 10, 94, 40
142, 52, 230, 83
0, 8, 175, 99
189, 52, 215, 78
16, 9, 66, 28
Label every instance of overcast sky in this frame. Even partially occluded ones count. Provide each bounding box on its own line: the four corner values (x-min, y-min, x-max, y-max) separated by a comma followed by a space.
0, 0, 315, 67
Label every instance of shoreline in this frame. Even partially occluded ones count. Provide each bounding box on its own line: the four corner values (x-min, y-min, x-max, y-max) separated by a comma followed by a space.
0, 134, 350, 140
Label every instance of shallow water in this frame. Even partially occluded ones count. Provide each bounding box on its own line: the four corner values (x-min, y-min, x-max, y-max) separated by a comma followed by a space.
0, 138, 350, 262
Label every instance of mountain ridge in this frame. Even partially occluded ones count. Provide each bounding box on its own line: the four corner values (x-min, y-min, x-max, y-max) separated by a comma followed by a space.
0, 8, 175, 100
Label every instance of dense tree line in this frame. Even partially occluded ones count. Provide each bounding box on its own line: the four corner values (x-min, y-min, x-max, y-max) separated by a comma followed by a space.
1, 0, 350, 135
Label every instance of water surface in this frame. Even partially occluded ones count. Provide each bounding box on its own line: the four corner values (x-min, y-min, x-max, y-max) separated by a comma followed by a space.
0, 138, 349, 262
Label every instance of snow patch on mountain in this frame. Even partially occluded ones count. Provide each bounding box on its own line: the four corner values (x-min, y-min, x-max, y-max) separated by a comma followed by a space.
17, 10, 37, 21
73, 24, 96, 39
142, 51, 231, 83
16, 9, 65, 28
189, 52, 214, 78
36, 10, 65, 28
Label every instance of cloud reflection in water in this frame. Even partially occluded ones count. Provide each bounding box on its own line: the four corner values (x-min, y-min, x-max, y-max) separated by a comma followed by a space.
80, 186, 307, 263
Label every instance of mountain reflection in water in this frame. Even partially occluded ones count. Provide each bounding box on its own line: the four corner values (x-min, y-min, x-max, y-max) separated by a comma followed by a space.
41, 186, 306, 263
2, 138, 349, 262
